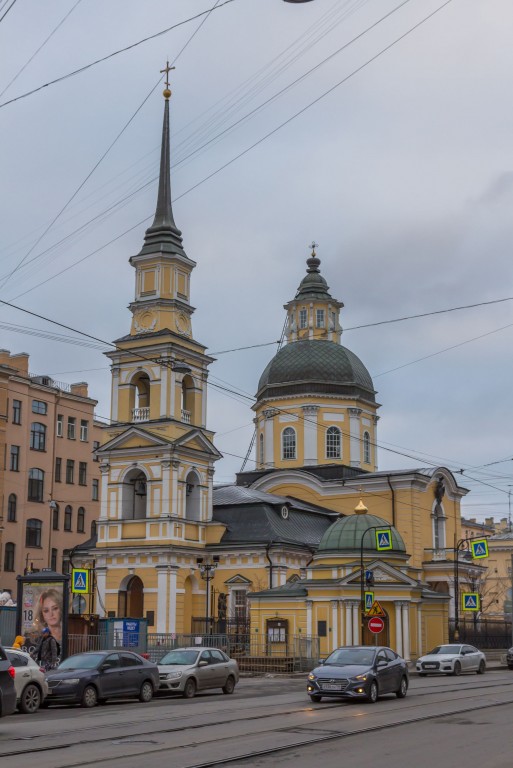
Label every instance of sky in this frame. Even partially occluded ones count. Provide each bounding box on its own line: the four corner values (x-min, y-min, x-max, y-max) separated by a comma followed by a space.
1, 0, 513, 523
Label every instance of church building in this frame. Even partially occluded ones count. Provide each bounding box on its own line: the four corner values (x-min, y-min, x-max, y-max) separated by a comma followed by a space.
76, 80, 481, 660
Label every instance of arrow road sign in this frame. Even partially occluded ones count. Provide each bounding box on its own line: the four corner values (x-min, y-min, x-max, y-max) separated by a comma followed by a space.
471, 539, 489, 559
375, 528, 392, 551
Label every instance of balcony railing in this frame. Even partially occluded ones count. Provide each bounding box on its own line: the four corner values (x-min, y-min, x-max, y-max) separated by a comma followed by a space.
181, 409, 191, 424
132, 407, 150, 422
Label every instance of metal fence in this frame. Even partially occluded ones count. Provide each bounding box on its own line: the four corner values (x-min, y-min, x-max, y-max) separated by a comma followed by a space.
449, 618, 513, 649
67, 632, 320, 673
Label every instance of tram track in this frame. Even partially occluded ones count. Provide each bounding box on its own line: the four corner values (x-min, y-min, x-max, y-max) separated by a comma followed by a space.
2, 677, 513, 765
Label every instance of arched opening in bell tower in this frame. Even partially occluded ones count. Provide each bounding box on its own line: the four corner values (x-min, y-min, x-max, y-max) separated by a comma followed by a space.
121, 468, 148, 520
129, 371, 151, 422
118, 575, 144, 618
181, 374, 194, 424
185, 470, 201, 521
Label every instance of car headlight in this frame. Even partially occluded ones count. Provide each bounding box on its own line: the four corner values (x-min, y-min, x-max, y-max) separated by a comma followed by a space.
351, 674, 368, 681
308, 673, 317, 681
165, 671, 183, 680
63, 678, 80, 685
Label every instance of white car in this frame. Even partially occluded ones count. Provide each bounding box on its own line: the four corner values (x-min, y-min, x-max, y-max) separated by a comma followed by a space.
416, 644, 486, 676
158, 647, 239, 698
5, 648, 49, 713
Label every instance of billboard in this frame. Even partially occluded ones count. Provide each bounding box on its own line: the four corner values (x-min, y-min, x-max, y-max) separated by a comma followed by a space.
16, 571, 69, 665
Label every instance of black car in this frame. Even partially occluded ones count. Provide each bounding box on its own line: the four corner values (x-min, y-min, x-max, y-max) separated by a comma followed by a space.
0, 644, 17, 718
45, 651, 159, 707
307, 645, 409, 704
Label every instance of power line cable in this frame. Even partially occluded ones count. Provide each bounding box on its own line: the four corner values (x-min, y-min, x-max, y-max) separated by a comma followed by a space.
0, 0, 236, 110
0, 0, 17, 24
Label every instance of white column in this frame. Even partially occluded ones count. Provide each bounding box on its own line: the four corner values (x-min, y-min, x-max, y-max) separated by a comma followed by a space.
111, 367, 120, 422
201, 372, 208, 428
168, 567, 178, 634
352, 603, 359, 645
99, 465, 110, 520
206, 468, 214, 523
302, 405, 319, 466
156, 566, 169, 632
95, 567, 107, 618
417, 604, 423, 657
331, 601, 338, 651
345, 602, 353, 646
401, 603, 410, 662
160, 363, 168, 417
263, 409, 275, 467
306, 601, 312, 637
395, 602, 403, 656
373, 415, 379, 469
161, 460, 170, 517
348, 408, 362, 467
170, 369, 176, 419
448, 582, 455, 619
171, 461, 179, 517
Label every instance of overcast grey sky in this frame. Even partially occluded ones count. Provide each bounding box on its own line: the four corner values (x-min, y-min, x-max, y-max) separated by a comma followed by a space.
1, 0, 512, 522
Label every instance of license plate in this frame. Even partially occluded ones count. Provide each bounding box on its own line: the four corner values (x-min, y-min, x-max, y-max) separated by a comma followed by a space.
321, 684, 342, 691
424, 664, 436, 669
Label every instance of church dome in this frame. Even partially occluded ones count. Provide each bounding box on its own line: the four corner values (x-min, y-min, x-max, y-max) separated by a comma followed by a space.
318, 512, 406, 554
257, 339, 376, 402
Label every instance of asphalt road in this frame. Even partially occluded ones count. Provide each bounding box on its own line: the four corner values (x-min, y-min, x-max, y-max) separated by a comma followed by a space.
1, 670, 513, 768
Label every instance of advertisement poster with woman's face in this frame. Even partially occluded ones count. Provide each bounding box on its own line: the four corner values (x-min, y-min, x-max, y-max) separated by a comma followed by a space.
21, 582, 65, 659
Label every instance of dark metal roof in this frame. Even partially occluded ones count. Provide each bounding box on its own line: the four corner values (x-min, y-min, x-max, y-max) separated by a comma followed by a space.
257, 340, 375, 401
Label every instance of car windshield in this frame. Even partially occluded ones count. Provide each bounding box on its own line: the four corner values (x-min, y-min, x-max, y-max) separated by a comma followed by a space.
58, 653, 105, 670
159, 650, 199, 666
427, 645, 461, 655
324, 649, 376, 666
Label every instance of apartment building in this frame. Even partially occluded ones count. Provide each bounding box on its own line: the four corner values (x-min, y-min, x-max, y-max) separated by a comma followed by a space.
0, 350, 102, 593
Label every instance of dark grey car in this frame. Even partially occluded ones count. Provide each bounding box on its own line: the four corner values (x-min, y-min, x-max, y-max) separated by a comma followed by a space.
307, 646, 409, 704
45, 651, 159, 707
0, 644, 17, 718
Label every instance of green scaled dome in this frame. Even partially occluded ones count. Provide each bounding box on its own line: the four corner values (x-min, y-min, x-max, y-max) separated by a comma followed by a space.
318, 513, 406, 553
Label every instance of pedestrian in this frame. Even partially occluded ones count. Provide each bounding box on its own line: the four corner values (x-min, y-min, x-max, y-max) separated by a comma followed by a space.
36, 627, 59, 671
12, 635, 25, 650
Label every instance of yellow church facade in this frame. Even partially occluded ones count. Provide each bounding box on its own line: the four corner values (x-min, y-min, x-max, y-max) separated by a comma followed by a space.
75, 84, 480, 661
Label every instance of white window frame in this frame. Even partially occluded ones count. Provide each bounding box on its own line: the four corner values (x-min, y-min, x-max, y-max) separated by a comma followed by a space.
326, 426, 341, 459
80, 420, 89, 442
299, 308, 308, 329
56, 414, 63, 437
363, 431, 371, 464
282, 427, 296, 460
316, 309, 325, 328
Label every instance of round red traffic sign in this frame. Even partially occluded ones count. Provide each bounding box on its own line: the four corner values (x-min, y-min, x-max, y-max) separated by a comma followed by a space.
368, 617, 384, 634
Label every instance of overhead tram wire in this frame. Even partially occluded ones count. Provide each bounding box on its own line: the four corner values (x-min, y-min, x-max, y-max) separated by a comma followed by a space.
0, 0, 17, 24
0, 0, 237, 110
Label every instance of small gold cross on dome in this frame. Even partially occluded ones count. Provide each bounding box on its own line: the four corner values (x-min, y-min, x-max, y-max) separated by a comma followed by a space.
309, 241, 318, 257
161, 60, 175, 98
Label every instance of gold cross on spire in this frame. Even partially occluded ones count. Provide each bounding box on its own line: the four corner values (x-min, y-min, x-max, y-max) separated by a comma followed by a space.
309, 241, 318, 256
161, 60, 175, 99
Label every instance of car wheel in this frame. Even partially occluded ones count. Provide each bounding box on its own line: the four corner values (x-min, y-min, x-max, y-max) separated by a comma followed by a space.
81, 685, 98, 708
452, 661, 461, 676
508, 664, 513, 670
182, 678, 196, 699
19, 683, 41, 714
477, 660, 486, 675
139, 681, 153, 703
367, 681, 378, 704
396, 676, 408, 698
222, 676, 236, 695
309, 694, 322, 702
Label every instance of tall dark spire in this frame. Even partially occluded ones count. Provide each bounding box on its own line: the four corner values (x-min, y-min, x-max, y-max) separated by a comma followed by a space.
137, 84, 188, 259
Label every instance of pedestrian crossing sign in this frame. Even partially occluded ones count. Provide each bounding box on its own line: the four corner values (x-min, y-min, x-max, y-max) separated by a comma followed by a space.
462, 592, 480, 611
375, 528, 392, 551
470, 539, 489, 559
367, 600, 386, 617
72, 568, 89, 594
364, 592, 374, 612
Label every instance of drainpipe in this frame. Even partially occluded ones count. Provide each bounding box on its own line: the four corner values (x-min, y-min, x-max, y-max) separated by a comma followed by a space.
387, 474, 396, 528
265, 542, 274, 589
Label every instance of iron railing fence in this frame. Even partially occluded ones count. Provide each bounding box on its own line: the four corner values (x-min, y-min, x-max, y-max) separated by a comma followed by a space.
67, 632, 320, 673
449, 618, 513, 649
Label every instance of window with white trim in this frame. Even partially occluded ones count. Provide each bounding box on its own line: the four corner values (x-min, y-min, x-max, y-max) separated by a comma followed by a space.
299, 308, 308, 329
316, 309, 325, 327
363, 431, 371, 464
326, 426, 341, 459
259, 433, 264, 467
282, 427, 296, 460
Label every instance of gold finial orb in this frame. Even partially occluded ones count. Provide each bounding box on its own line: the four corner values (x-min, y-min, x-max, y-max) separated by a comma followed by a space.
163, 88, 172, 99
354, 498, 368, 515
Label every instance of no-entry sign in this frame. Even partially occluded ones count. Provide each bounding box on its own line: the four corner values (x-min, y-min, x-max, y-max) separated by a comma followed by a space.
368, 617, 384, 634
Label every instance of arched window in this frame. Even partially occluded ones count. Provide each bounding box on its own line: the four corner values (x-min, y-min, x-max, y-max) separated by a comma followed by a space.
121, 469, 147, 520
326, 426, 341, 459
363, 432, 371, 464
282, 427, 296, 460
64, 505, 73, 531
185, 471, 201, 522
52, 503, 60, 530
259, 433, 264, 467
433, 504, 446, 550
30, 422, 46, 451
28, 468, 44, 501
26, 519, 42, 547
181, 374, 195, 424
130, 372, 151, 423
7, 493, 16, 522
77, 507, 85, 533
4, 542, 15, 571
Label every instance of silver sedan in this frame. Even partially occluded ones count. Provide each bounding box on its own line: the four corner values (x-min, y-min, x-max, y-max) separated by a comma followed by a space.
416, 644, 486, 676
158, 647, 239, 698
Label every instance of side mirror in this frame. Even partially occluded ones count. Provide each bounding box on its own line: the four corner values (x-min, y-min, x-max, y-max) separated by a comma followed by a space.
198, 660, 209, 667
318, 659, 325, 665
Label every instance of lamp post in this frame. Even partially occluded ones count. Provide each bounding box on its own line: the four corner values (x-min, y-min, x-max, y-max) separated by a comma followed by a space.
48, 500, 58, 569
197, 556, 219, 634
453, 535, 488, 640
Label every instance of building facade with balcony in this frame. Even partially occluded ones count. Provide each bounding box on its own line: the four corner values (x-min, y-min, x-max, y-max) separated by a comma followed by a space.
0, 352, 102, 593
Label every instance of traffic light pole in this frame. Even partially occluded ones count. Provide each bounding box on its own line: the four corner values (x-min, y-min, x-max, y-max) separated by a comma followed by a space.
360, 526, 382, 645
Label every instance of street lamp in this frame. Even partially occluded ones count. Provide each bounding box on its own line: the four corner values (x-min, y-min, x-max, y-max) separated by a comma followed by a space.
197, 556, 220, 634
48, 500, 58, 569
